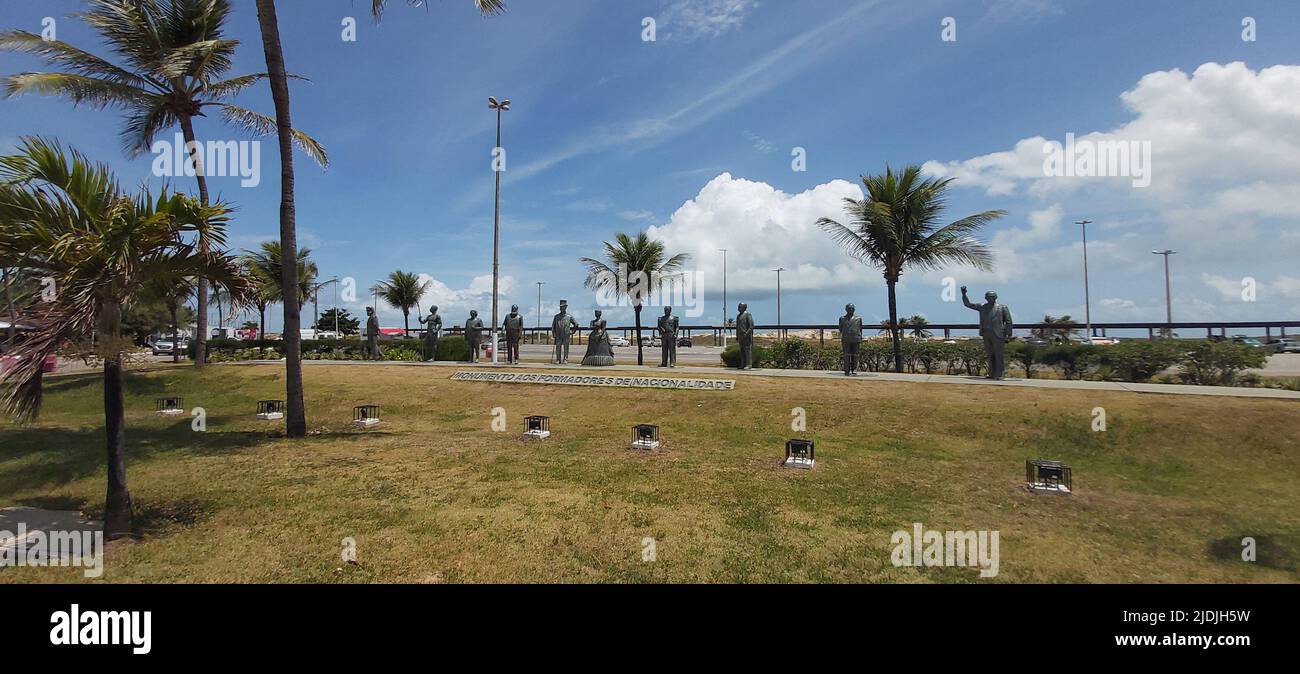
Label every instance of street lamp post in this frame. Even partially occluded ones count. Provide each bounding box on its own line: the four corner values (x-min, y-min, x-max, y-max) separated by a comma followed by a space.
1152, 249, 1176, 336
1075, 220, 1093, 342
536, 280, 545, 344
489, 95, 511, 363
718, 248, 727, 347
774, 267, 786, 338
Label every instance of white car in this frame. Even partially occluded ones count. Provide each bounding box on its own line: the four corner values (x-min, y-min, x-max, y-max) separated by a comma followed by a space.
609, 335, 630, 347
151, 339, 188, 356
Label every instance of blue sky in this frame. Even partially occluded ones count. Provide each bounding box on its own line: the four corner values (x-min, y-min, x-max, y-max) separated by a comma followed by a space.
3, 0, 1299, 333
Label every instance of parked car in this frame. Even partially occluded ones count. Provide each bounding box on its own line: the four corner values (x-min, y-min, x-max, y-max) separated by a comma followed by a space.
1267, 338, 1300, 353
1020, 337, 1051, 347
151, 338, 188, 357
609, 335, 630, 347
677, 336, 693, 347
640, 335, 661, 347
1230, 335, 1269, 350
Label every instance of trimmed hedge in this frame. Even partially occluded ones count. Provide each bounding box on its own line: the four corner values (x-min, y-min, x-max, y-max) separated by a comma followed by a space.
718, 337, 1267, 386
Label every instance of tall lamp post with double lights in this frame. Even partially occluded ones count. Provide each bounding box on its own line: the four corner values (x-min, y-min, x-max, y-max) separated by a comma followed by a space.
1075, 219, 1093, 342
1152, 249, 1176, 336
489, 95, 511, 363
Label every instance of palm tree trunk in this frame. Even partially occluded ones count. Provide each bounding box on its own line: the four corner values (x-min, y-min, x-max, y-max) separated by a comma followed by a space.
403, 310, 409, 339
259, 306, 266, 340
256, 0, 306, 438
887, 279, 902, 373
171, 304, 180, 363
178, 114, 211, 371
2, 267, 16, 346
99, 298, 132, 539
634, 305, 643, 365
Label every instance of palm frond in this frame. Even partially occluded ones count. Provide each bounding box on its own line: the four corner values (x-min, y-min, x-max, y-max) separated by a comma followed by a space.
218, 104, 330, 169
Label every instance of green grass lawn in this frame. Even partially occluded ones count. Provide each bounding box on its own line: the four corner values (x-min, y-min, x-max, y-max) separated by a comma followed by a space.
2, 363, 1298, 583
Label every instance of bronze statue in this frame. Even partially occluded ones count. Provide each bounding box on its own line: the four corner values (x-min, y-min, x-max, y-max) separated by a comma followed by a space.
962, 286, 1013, 379
657, 306, 680, 367
551, 299, 579, 364
839, 303, 863, 376
581, 309, 615, 366
464, 310, 485, 362
735, 302, 754, 370
419, 305, 442, 362
503, 304, 524, 364
365, 307, 380, 361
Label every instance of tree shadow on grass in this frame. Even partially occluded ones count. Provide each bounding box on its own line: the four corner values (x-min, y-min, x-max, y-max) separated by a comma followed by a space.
82, 497, 215, 539
0, 425, 272, 496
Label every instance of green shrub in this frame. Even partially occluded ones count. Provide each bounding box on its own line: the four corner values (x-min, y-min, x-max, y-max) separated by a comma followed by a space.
859, 341, 893, 372
1040, 343, 1100, 380
1006, 342, 1040, 378
1177, 340, 1267, 386
382, 347, 422, 362
1098, 340, 1181, 382
720, 344, 772, 368
435, 336, 471, 362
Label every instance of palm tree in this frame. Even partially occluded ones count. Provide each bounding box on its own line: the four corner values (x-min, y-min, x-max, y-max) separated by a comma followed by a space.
373, 270, 432, 337
246, 0, 504, 435
817, 165, 1004, 372
580, 232, 689, 365
143, 277, 194, 362
1, 0, 326, 371
0, 137, 252, 537
1033, 314, 1079, 344
242, 241, 315, 338
905, 314, 932, 340
370, 0, 506, 21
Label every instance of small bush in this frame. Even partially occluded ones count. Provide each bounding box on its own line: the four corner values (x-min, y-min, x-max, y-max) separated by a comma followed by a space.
1040, 343, 1100, 380
382, 347, 422, 362
1177, 341, 1267, 386
435, 336, 471, 362
1098, 340, 1182, 382
720, 343, 772, 368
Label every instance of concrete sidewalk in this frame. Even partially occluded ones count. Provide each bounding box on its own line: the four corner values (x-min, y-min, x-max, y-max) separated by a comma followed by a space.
220, 359, 1300, 400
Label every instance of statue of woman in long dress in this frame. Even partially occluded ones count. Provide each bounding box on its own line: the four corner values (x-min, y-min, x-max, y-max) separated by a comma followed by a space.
581, 309, 616, 366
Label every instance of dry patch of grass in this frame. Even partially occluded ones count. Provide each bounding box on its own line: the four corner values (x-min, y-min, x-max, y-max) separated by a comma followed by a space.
2, 364, 1298, 583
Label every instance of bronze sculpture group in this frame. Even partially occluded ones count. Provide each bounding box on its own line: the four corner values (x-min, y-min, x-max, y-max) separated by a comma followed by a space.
394, 288, 1011, 378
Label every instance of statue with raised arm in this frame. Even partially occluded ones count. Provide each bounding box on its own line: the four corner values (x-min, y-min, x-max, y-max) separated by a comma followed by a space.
419, 305, 442, 362
839, 303, 863, 376
502, 304, 524, 364
657, 306, 680, 368
962, 286, 1013, 379
735, 302, 754, 370
365, 307, 381, 361
551, 299, 579, 364
581, 309, 615, 366
464, 310, 485, 362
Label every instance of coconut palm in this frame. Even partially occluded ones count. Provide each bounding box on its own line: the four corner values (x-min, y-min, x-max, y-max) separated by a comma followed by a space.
0, 137, 253, 537
0, 0, 327, 371
905, 314, 932, 340
370, 0, 506, 21
373, 270, 432, 337
817, 165, 1004, 372
1032, 314, 1079, 344
241, 241, 316, 338
244, 0, 503, 434
143, 276, 194, 362
580, 232, 689, 365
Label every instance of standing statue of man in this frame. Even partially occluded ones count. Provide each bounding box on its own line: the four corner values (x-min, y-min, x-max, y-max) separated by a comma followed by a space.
962, 286, 1013, 379
365, 306, 381, 361
735, 302, 754, 370
657, 306, 680, 368
503, 304, 524, 364
551, 299, 579, 364
464, 310, 485, 362
419, 305, 442, 362
839, 303, 863, 376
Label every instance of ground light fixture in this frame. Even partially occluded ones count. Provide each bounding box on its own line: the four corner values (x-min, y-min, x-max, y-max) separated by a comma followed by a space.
353, 404, 382, 428
155, 397, 184, 416
783, 439, 815, 469
256, 400, 285, 421
631, 424, 660, 450
524, 415, 550, 439
1027, 459, 1073, 494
